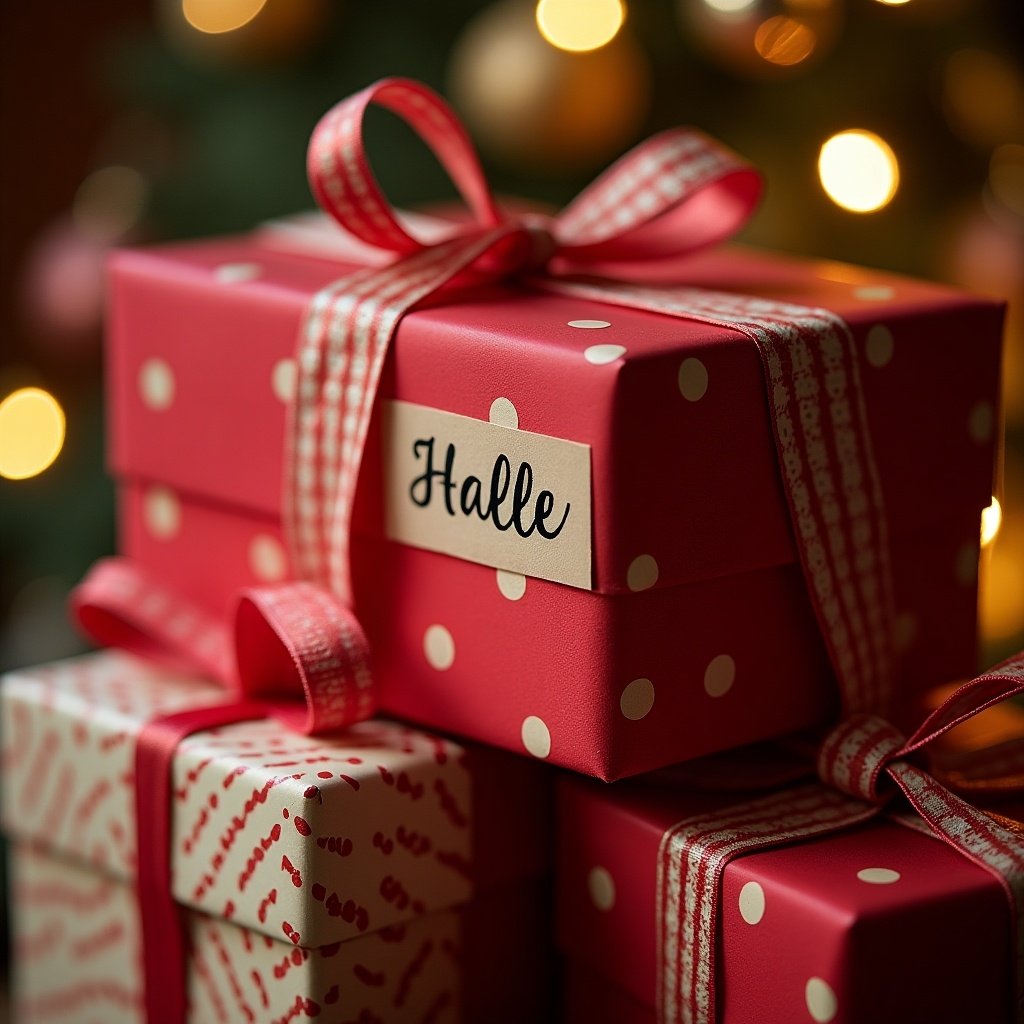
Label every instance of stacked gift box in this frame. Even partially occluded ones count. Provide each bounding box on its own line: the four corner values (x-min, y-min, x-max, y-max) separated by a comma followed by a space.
3, 78, 1021, 1024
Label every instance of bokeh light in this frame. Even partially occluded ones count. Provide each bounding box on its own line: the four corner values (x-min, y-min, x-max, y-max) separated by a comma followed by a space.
943, 49, 1024, 148
818, 130, 900, 213
874, 0, 911, 6
72, 166, 148, 244
0, 388, 66, 481
450, 0, 649, 172
702, 0, 758, 12
981, 496, 1003, 548
754, 16, 815, 67
182, 0, 267, 34
989, 144, 1024, 219
536, 0, 625, 53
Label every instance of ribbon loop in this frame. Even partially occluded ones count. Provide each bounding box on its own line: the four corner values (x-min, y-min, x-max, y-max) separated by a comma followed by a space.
817, 713, 906, 804
308, 77, 502, 255
73, 558, 376, 735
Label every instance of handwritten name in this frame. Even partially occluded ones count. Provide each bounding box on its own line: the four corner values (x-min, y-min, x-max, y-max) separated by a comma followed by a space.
408, 437, 570, 540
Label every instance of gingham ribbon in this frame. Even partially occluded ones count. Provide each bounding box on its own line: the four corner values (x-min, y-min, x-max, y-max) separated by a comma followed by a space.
658, 652, 1024, 1024
287, 76, 896, 723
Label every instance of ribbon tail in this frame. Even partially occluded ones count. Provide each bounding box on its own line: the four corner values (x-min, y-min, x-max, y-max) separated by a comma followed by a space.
234, 581, 376, 733
887, 760, 1024, 1017
71, 557, 234, 685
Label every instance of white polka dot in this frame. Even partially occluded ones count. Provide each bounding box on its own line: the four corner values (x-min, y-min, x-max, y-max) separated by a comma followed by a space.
854, 285, 895, 300
856, 867, 901, 884
584, 344, 627, 365
893, 612, 917, 654
626, 554, 659, 592
214, 262, 262, 284
678, 358, 708, 402
496, 569, 526, 601
144, 486, 181, 541
272, 358, 297, 403
805, 978, 838, 1023
738, 881, 765, 925
521, 715, 551, 758
568, 319, 611, 329
619, 678, 655, 721
864, 325, 894, 368
423, 625, 455, 670
955, 542, 979, 586
704, 654, 735, 697
249, 534, 287, 582
968, 401, 994, 444
138, 358, 175, 410
588, 866, 616, 911
488, 397, 519, 428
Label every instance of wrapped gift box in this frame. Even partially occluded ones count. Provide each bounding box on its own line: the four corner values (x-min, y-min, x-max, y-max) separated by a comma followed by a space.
1, 652, 551, 1022
109, 231, 1001, 779
556, 773, 1014, 1024
12, 848, 549, 1024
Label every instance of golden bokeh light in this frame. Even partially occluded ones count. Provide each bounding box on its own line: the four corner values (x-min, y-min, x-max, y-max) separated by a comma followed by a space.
754, 17, 816, 67
702, 0, 757, 12
874, 0, 912, 6
0, 388, 66, 481
536, 0, 625, 53
818, 130, 900, 213
182, 0, 268, 34
981, 496, 1003, 548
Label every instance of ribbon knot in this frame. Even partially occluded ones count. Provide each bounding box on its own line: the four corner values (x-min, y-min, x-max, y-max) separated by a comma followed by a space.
816, 713, 907, 803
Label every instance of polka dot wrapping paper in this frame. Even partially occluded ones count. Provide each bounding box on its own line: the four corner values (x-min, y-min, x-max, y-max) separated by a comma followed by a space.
0, 652, 552, 1022
108, 234, 1001, 780
556, 775, 1015, 1024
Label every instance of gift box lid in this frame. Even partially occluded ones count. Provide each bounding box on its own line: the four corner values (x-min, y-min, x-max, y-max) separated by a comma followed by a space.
556, 773, 1013, 1024
1, 652, 550, 950
108, 233, 1002, 596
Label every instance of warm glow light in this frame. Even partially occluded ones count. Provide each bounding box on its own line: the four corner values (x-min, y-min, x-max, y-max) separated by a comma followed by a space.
0, 388, 66, 481
818, 130, 900, 213
182, 0, 268, 34
702, 0, 757, 12
536, 0, 625, 53
874, 0, 912, 6
754, 17, 816, 67
981, 496, 1003, 548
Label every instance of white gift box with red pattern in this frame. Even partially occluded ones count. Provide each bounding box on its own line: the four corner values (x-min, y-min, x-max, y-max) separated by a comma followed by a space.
1, 652, 551, 1022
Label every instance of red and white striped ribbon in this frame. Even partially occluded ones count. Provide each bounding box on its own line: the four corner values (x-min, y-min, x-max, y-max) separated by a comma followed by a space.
658, 653, 1024, 1024
288, 77, 897, 724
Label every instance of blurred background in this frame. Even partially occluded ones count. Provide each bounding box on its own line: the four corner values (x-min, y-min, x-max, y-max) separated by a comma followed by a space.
0, 0, 1022, 994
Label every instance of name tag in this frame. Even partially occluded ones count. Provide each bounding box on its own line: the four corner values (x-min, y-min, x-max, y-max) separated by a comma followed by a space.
382, 400, 592, 590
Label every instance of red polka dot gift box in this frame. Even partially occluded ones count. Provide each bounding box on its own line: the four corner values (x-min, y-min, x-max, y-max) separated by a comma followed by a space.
1, 652, 552, 1023
99, 80, 1002, 781
556, 769, 1017, 1024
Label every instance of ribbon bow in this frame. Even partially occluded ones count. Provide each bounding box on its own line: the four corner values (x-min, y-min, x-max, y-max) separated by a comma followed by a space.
658, 654, 1024, 1024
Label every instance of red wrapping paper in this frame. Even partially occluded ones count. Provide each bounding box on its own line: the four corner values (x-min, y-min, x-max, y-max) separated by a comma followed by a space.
12, 845, 551, 1023
1, 653, 549, 954
556, 774, 1014, 1024
108, 232, 1001, 779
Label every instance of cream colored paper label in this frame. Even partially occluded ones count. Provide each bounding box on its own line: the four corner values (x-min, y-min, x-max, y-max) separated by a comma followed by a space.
382, 400, 592, 590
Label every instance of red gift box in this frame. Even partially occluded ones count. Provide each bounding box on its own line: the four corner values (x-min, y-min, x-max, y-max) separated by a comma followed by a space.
108, 226, 999, 781
556, 772, 1015, 1024
1, 652, 551, 1021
